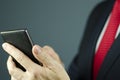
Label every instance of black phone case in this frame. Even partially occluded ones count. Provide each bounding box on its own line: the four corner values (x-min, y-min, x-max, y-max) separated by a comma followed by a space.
1, 29, 40, 71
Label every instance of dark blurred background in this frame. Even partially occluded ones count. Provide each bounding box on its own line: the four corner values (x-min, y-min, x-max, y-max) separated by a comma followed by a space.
0, 0, 102, 79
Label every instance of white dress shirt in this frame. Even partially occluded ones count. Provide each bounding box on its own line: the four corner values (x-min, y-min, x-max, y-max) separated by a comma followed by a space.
95, 14, 120, 52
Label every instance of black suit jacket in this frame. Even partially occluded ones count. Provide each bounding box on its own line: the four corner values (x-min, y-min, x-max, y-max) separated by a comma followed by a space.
68, 0, 120, 80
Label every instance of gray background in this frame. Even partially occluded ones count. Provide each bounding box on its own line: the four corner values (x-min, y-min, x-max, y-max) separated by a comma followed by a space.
0, 0, 102, 79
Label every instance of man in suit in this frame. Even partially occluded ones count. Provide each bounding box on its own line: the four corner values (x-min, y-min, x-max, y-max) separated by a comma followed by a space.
68, 0, 120, 80
2, 0, 120, 80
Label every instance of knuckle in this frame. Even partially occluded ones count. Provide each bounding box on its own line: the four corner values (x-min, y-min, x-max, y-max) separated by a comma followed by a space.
43, 45, 55, 55
30, 70, 40, 78
43, 45, 49, 48
8, 68, 14, 75
43, 45, 53, 53
43, 46, 49, 53
43, 45, 51, 50
43, 45, 55, 52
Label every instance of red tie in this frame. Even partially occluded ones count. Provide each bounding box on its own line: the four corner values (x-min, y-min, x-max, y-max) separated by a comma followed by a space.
93, 0, 120, 80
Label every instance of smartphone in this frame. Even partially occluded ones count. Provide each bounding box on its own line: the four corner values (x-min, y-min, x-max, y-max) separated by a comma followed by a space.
0, 29, 40, 71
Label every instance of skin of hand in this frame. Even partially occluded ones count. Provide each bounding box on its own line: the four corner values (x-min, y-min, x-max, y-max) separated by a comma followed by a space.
2, 43, 70, 80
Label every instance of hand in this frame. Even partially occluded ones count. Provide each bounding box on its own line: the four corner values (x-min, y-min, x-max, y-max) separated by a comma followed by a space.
2, 43, 70, 80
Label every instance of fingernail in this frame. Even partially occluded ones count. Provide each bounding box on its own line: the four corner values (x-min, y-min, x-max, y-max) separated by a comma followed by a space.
34, 45, 41, 54
2, 43, 8, 49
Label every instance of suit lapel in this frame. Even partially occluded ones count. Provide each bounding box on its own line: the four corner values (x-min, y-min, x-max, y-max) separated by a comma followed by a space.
96, 0, 120, 80
81, 0, 115, 79
97, 34, 120, 80
82, 0, 115, 79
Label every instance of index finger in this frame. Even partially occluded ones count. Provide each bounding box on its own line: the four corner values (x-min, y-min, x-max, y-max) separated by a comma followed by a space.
2, 43, 36, 71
